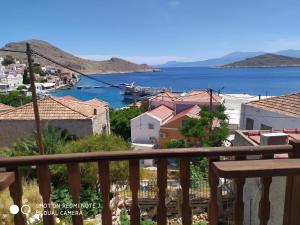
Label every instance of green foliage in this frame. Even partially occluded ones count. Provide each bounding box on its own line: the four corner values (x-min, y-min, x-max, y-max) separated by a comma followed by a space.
51, 185, 102, 219
181, 105, 229, 147
120, 210, 155, 225
110, 107, 142, 140
22, 68, 30, 84
1, 55, 14, 66
61, 134, 131, 186
32, 63, 46, 76
0, 91, 32, 107
193, 222, 208, 225
165, 139, 188, 148
17, 85, 27, 90
191, 157, 209, 182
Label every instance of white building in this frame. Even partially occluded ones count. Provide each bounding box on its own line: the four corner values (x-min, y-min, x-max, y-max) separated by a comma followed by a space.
0, 57, 4, 76
6, 74, 23, 88
130, 105, 174, 145
240, 92, 300, 130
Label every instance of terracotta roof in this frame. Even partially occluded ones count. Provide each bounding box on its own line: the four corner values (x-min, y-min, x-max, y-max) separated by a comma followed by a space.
0, 97, 106, 120
150, 90, 222, 103
0, 103, 14, 112
247, 92, 300, 117
164, 105, 201, 124
84, 98, 108, 108
60, 95, 80, 101
147, 105, 174, 122
180, 90, 222, 103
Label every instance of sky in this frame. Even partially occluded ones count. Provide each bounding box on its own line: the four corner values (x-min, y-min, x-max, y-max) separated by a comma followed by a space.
1, 0, 300, 65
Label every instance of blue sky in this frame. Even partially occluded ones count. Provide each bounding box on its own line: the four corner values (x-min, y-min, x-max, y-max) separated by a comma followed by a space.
1, 0, 300, 64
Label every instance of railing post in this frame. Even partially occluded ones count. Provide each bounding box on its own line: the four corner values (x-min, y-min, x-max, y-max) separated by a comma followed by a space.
157, 158, 167, 225
67, 163, 83, 225
8, 168, 26, 225
36, 165, 55, 225
129, 160, 140, 225
234, 156, 245, 225
180, 157, 191, 225
283, 140, 300, 225
98, 161, 112, 225
208, 157, 219, 225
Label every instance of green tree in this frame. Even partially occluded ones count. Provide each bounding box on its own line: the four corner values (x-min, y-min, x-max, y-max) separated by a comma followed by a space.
32, 63, 46, 76
22, 68, 30, 84
1, 55, 14, 66
181, 105, 229, 147
0, 91, 32, 107
110, 107, 142, 140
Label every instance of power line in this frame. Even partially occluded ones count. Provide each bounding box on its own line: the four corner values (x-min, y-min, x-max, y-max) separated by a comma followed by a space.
0, 49, 27, 54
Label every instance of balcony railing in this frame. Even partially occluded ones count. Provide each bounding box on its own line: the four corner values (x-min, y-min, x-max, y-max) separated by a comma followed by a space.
0, 141, 299, 225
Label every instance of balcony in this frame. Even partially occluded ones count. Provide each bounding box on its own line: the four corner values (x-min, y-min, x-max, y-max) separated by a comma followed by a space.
0, 140, 300, 225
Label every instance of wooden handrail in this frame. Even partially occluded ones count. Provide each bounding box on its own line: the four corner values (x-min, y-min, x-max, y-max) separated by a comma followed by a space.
0, 145, 293, 167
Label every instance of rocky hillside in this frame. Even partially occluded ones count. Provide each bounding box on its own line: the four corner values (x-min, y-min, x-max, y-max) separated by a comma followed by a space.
223, 53, 300, 68
0, 40, 156, 74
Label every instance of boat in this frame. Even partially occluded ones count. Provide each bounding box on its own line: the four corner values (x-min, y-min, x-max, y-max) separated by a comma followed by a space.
118, 82, 170, 100
77, 85, 91, 89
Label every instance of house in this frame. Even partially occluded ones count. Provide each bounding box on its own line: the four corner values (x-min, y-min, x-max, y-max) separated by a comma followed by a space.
0, 96, 110, 147
150, 90, 224, 113
130, 105, 174, 145
240, 92, 300, 130
233, 129, 300, 225
159, 105, 201, 147
0, 83, 9, 93
0, 103, 14, 113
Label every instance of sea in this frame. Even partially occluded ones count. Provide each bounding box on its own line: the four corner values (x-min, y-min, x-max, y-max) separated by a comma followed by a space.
53, 67, 300, 108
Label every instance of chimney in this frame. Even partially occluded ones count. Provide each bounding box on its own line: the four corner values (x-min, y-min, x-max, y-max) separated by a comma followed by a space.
260, 132, 289, 158
94, 108, 97, 115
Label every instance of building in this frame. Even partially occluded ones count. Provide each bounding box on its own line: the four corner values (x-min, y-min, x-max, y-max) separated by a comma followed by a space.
131, 105, 174, 145
240, 92, 300, 130
150, 90, 224, 113
159, 105, 201, 147
0, 83, 9, 93
233, 129, 300, 225
0, 103, 14, 113
0, 96, 110, 147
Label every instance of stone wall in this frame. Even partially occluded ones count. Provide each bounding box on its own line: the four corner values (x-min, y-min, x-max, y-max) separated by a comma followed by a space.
0, 119, 94, 148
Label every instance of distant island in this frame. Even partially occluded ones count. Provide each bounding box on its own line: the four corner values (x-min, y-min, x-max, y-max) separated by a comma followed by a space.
222, 53, 300, 68
0, 39, 158, 74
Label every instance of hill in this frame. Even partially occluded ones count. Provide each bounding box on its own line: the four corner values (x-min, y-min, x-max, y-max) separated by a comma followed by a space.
156, 51, 264, 68
222, 53, 300, 68
0, 40, 156, 74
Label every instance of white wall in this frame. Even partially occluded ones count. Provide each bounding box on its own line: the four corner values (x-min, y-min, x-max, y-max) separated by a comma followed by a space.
240, 104, 300, 130
131, 113, 161, 144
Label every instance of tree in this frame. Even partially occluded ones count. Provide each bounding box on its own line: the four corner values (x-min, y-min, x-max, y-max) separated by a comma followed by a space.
22, 68, 30, 84
181, 105, 229, 147
1, 55, 14, 66
0, 91, 32, 107
110, 107, 142, 140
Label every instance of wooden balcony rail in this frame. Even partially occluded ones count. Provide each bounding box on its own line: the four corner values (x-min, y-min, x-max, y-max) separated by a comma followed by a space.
0, 143, 297, 225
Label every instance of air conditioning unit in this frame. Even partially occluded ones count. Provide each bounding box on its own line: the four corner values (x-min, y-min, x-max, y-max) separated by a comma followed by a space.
260, 133, 289, 146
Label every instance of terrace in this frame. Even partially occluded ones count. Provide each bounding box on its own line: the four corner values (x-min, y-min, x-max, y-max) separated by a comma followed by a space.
1, 141, 300, 225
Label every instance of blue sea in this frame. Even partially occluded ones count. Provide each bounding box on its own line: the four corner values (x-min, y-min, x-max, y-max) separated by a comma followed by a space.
53, 67, 300, 108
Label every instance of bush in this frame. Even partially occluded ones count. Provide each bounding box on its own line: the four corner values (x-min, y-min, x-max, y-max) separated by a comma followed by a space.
0, 91, 32, 107
165, 140, 188, 148
51, 185, 102, 220
110, 107, 142, 140
120, 210, 155, 225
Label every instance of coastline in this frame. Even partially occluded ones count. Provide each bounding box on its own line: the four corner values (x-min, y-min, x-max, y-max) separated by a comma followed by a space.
82, 68, 160, 75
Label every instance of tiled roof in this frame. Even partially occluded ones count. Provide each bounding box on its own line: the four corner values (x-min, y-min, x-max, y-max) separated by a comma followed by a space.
147, 105, 174, 122
84, 98, 108, 108
164, 105, 201, 124
150, 90, 222, 103
0, 103, 14, 112
0, 96, 107, 120
247, 92, 300, 117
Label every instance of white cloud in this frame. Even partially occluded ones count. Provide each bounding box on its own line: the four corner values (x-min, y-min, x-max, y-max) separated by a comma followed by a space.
78, 54, 197, 65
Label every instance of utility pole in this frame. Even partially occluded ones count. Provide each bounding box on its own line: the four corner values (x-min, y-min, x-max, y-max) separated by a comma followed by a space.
26, 43, 45, 155
209, 88, 213, 111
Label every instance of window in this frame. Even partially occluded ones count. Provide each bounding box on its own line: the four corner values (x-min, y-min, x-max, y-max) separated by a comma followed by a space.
160, 132, 168, 138
148, 123, 154, 129
182, 119, 189, 127
245, 118, 254, 130
261, 124, 272, 130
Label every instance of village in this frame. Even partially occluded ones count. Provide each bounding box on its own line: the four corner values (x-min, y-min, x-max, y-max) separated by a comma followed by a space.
1, 52, 300, 224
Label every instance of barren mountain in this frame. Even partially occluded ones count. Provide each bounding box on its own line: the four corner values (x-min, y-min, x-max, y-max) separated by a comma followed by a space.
0, 40, 156, 74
